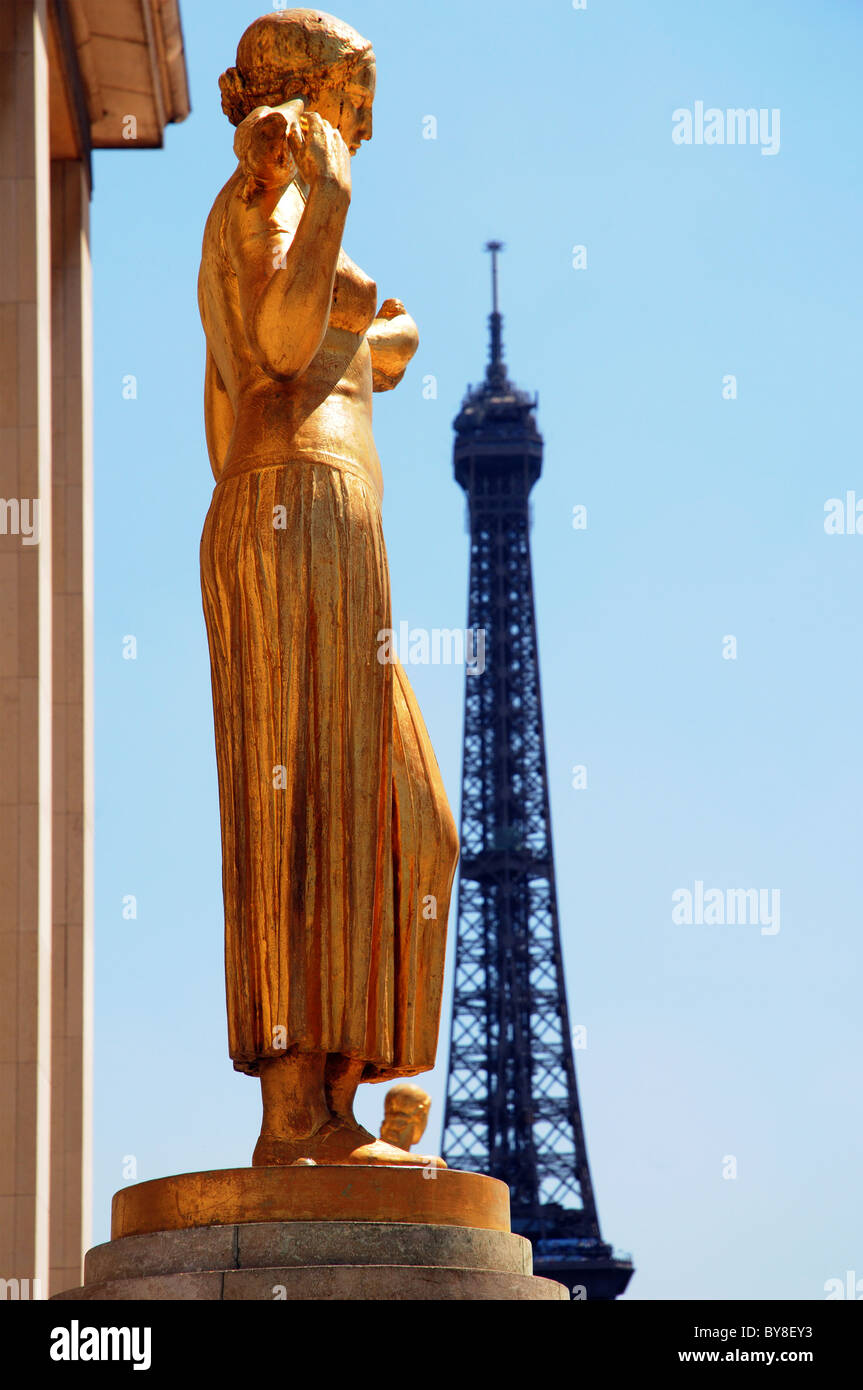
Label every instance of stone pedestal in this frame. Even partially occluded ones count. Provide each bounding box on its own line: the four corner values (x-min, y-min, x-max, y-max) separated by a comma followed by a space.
54, 1220, 565, 1300
52, 1165, 568, 1301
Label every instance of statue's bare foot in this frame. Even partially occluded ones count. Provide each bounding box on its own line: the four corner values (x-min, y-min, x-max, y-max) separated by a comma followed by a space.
253, 1118, 377, 1167
253, 1119, 447, 1168
346, 1138, 447, 1168
253, 1132, 315, 1167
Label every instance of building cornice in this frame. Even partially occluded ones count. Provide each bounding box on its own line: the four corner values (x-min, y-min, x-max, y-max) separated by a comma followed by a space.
61, 0, 190, 152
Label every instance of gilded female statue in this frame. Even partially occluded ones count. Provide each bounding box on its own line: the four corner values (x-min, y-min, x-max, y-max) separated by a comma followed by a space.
198, 10, 458, 1166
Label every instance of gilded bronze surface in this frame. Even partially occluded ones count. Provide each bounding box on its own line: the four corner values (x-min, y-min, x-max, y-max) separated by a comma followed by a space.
198, 9, 458, 1167
111, 1168, 510, 1240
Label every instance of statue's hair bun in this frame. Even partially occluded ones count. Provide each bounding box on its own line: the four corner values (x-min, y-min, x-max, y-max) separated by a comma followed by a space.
219, 67, 248, 127
219, 10, 372, 127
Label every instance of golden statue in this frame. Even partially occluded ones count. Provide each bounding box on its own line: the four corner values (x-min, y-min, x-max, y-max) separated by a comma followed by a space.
380, 1084, 432, 1154
198, 10, 458, 1167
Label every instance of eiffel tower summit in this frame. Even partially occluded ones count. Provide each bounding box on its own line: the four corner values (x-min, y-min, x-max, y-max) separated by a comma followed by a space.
441, 242, 634, 1301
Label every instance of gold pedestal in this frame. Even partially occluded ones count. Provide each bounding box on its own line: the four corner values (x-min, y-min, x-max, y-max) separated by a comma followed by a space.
111, 1165, 509, 1240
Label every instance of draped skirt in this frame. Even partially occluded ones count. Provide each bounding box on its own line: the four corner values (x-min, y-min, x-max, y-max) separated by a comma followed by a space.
200, 457, 458, 1080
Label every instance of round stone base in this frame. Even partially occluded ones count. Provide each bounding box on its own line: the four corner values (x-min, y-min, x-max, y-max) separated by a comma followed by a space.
52, 1220, 567, 1301
88, 1220, 532, 1283
57, 1264, 567, 1301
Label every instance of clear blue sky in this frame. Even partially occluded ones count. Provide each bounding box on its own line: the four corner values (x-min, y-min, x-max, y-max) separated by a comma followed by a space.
90, 0, 863, 1299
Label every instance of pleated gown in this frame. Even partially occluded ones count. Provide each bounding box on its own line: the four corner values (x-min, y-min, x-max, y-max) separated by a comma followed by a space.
200, 453, 458, 1080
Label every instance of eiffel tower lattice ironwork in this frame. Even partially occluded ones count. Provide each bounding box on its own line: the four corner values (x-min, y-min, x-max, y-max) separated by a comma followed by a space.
441, 242, 633, 1299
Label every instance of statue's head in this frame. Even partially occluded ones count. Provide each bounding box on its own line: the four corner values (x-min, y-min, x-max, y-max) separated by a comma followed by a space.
220, 9, 375, 156
380, 1083, 432, 1152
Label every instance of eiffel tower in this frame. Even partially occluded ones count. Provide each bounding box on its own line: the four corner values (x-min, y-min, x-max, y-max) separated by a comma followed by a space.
441, 243, 634, 1300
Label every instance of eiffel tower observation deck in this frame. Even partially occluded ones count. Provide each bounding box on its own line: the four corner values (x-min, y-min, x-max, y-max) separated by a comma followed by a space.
441, 243, 634, 1300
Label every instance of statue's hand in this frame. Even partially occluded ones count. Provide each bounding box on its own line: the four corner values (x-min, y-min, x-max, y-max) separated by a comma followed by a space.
288, 111, 351, 200
376, 298, 406, 321
234, 101, 303, 190
368, 301, 419, 391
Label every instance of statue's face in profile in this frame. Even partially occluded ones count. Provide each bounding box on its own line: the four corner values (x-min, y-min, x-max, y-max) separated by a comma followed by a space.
315, 54, 376, 155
